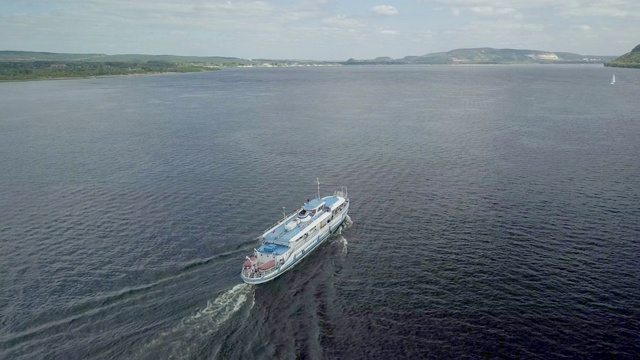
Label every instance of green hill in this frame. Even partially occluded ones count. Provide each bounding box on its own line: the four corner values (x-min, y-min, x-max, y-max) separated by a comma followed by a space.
0, 60, 223, 81
345, 48, 617, 65
605, 44, 640, 68
0, 50, 250, 65
0, 51, 255, 81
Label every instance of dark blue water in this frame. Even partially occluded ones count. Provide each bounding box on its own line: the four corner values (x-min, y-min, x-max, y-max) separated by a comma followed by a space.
1, 65, 639, 359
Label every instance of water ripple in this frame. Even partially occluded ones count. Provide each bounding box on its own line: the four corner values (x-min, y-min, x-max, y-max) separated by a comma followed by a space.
1, 66, 640, 359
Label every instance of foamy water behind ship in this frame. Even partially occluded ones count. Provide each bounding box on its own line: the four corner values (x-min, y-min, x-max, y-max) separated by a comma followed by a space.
1, 65, 639, 359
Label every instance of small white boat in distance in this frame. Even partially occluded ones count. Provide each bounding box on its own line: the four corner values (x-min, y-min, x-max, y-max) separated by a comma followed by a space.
611, 74, 616, 85
241, 180, 349, 284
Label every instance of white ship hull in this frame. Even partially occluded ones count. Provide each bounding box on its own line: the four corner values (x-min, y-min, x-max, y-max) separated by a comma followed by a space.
241, 187, 349, 284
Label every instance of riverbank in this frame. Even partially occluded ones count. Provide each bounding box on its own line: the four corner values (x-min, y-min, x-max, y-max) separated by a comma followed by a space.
0, 69, 220, 82
0, 60, 220, 82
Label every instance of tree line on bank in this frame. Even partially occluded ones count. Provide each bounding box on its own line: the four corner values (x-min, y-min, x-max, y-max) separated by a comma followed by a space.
605, 43, 640, 69
0, 60, 217, 81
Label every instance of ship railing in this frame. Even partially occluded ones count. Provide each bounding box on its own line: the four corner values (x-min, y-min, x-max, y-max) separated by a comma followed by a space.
334, 186, 348, 199
243, 265, 278, 279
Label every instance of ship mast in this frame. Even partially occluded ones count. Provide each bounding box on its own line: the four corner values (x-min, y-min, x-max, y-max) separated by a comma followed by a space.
316, 178, 321, 199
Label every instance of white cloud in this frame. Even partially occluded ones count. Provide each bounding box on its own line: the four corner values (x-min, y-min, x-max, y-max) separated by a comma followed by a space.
572, 24, 592, 31
283, 11, 323, 21
414, 30, 436, 39
464, 20, 544, 32
469, 6, 516, 16
322, 14, 367, 28
370, 5, 398, 16
379, 29, 399, 35
1, 0, 639, 59
422, 0, 640, 18
561, 2, 638, 18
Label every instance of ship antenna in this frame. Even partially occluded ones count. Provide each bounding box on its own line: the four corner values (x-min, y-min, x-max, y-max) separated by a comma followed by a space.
316, 178, 320, 199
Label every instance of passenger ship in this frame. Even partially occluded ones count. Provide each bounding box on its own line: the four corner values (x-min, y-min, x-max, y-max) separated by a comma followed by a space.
241, 181, 349, 284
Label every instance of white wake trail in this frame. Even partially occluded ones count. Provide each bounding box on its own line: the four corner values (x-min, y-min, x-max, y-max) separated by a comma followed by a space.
332, 215, 352, 256
338, 236, 348, 256
138, 283, 254, 359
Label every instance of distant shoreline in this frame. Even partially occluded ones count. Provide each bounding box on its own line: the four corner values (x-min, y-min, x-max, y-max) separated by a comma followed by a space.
1, 62, 621, 83
0, 58, 221, 82
0, 69, 218, 83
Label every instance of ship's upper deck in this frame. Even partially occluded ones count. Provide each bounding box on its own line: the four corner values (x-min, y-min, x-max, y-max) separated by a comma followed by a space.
324, 196, 341, 209
262, 195, 345, 244
303, 198, 323, 211
257, 242, 290, 256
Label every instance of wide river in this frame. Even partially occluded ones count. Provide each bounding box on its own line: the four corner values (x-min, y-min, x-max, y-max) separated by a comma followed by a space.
1, 65, 639, 359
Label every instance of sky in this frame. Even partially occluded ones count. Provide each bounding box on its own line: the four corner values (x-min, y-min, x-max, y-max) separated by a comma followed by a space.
1, 0, 639, 60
